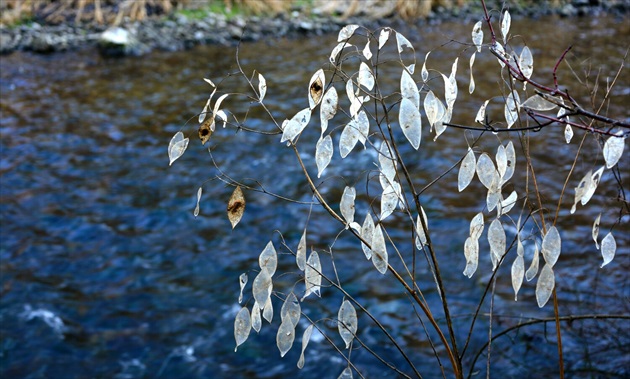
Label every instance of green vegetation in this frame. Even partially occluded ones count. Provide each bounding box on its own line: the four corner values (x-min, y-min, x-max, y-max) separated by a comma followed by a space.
174, 0, 286, 21
174, 5, 214, 21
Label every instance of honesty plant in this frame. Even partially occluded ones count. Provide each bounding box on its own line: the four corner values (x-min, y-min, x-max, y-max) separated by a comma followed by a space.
167, 3, 627, 378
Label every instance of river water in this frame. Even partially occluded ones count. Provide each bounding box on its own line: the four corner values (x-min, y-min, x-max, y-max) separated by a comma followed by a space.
1, 14, 628, 379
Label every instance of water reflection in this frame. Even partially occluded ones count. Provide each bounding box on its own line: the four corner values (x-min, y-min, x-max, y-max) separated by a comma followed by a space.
1, 14, 628, 379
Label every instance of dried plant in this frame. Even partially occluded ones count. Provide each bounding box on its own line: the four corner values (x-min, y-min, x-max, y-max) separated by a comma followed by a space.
168, 1, 628, 378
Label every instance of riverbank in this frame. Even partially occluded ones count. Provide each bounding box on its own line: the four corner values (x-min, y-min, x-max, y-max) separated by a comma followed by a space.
0, 0, 628, 56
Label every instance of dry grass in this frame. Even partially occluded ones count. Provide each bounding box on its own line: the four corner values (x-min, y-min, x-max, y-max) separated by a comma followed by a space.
395, 0, 434, 19
0, 0, 185, 25
314, 0, 470, 20
223, 0, 289, 15
0, 0, 292, 25
0, 0, 571, 26
397, 0, 470, 19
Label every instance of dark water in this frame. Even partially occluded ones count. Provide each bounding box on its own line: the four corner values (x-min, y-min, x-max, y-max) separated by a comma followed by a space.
1, 14, 629, 379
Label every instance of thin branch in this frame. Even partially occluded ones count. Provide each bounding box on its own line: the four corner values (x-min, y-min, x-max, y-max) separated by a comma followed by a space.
467, 314, 630, 378
288, 237, 422, 378
552, 288, 565, 379
480, 0, 629, 134
299, 314, 369, 379
553, 45, 573, 90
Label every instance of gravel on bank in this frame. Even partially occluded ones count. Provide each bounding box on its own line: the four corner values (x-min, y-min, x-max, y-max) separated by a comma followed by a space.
0, 0, 628, 56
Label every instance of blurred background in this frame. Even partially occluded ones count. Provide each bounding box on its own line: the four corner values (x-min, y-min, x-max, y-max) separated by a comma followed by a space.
0, 0, 589, 25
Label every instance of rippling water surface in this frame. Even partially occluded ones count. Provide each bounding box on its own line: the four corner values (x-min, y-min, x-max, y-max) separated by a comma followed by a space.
1, 14, 629, 379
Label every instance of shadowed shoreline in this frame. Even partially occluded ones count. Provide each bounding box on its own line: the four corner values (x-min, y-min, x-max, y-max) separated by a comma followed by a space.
0, 0, 628, 56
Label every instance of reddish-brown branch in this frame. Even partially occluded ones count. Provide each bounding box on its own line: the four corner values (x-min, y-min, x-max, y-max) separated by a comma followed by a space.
480, 0, 629, 133
524, 109, 630, 136
553, 45, 573, 90
481, 0, 496, 44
